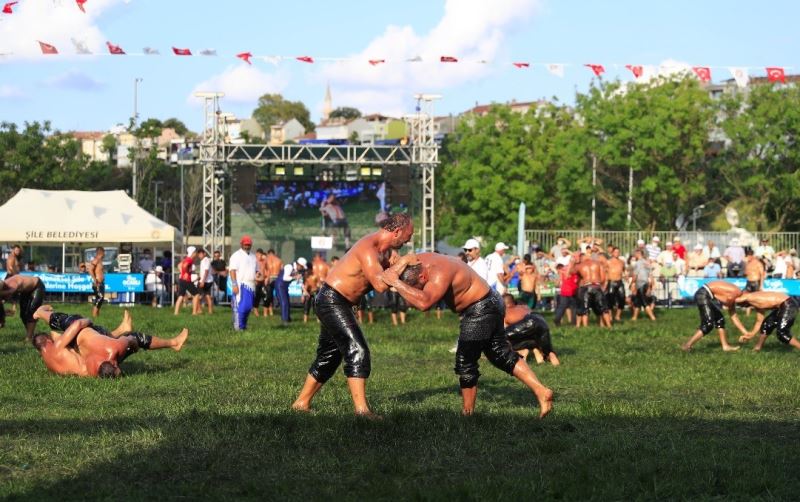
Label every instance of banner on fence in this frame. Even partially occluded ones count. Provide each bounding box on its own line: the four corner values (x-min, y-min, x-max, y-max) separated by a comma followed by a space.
0, 272, 145, 293
677, 277, 800, 298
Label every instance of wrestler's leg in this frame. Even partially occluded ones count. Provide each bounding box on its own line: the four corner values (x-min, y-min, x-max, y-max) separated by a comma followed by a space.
717, 328, 739, 352
111, 310, 133, 337
681, 329, 705, 351
293, 321, 343, 412
752, 334, 769, 352
531, 348, 544, 364
129, 329, 188, 351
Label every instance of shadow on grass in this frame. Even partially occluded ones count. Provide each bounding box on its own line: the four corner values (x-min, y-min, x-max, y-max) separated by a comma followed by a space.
5, 410, 800, 500
121, 359, 190, 376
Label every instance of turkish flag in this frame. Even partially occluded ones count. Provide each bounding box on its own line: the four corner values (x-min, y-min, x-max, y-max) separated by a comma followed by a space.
106, 42, 125, 55
766, 66, 786, 83
625, 64, 643, 79
513, 62, 530, 69
692, 66, 712, 83
236, 52, 252, 65
172, 47, 192, 56
38, 41, 58, 55
76, 0, 87, 13
2, 1, 18, 14
585, 64, 605, 77
440, 56, 458, 63
296, 56, 314, 63
368, 59, 385, 66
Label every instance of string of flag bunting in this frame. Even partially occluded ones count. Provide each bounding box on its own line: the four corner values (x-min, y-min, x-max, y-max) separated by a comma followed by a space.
1, 0, 792, 85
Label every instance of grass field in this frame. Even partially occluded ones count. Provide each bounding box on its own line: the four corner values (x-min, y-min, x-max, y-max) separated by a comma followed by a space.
2, 303, 800, 500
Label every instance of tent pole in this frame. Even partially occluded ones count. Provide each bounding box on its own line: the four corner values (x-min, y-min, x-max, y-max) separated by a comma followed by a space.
61, 242, 65, 304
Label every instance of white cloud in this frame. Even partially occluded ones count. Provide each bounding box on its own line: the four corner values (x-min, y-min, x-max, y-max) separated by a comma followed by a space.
0, 0, 124, 58
0, 84, 26, 99
45, 69, 106, 91
189, 65, 289, 105
318, 0, 542, 115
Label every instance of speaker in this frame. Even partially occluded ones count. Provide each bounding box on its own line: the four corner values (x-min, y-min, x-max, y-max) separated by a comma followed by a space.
385, 165, 410, 207
231, 165, 256, 206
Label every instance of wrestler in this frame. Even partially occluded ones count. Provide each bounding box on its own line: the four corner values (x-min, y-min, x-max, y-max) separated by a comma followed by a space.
86, 247, 106, 318
605, 247, 627, 322
502, 294, 560, 366
681, 281, 745, 352
736, 291, 800, 351
31, 305, 187, 377
252, 249, 268, 317
291, 213, 416, 418
0, 274, 46, 339
264, 249, 283, 317
33, 304, 132, 338
571, 253, 612, 328
303, 269, 320, 323
384, 253, 553, 417
743, 248, 765, 317
630, 251, 657, 321
312, 252, 330, 282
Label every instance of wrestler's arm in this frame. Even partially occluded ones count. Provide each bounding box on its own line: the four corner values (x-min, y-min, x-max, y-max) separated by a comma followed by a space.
726, 303, 750, 337
386, 273, 447, 312
52, 317, 91, 349
372, 251, 418, 293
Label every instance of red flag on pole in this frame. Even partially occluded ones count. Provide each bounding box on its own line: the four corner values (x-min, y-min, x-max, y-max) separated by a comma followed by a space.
766, 66, 786, 83
440, 56, 458, 63
172, 47, 192, 56
513, 62, 530, 68
236, 52, 252, 65
585, 64, 605, 77
76, 0, 87, 13
2, 1, 18, 14
37, 41, 58, 55
368, 59, 385, 66
296, 56, 314, 63
692, 66, 712, 82
106, 41, 125, 55
625, 64, 643, 79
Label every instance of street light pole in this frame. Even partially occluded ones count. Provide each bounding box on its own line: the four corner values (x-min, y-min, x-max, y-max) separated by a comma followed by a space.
132, 77, 143, 200
591, 154, 597, 238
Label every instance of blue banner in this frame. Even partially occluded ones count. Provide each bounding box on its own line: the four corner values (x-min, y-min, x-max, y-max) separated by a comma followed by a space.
677, 277, 800, 298
0, 272, 145, 293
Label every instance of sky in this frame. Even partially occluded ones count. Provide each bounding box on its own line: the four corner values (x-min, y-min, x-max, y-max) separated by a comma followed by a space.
1, 0, 798, 133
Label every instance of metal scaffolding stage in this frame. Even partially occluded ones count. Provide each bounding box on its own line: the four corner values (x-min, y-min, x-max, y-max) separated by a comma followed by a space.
195, 93, 440, 256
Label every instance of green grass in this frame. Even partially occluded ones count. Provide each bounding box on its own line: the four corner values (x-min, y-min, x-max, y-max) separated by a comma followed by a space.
2, 304, 800, 500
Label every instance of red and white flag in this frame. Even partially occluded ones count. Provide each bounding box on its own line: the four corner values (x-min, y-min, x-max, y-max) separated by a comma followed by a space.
625, 64, 643, 79
143, 47, 160, 55
512, 62, 530, 69
440, 56, 458, 63
766, 66, 786, 83
71, 38, 92, 55
172, 47, 192, 56
76, 0, 87, 13
37, 41, 58, 55
585, 63, 605, 77
296, 56, 314, 63
236, 52, 252, 65
546, 63, 564, 77
2, 1, 18, 14
692, 66, 712, 82
106, 41, 125, 55
368, 59, 385, 66
728, 67, 749, 88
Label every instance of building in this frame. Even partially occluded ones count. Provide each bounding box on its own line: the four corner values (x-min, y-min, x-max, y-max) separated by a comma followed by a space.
71, 131, 109, 162
270, 118, 306, 144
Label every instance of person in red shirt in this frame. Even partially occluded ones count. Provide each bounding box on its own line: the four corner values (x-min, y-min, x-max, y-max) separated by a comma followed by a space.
554, 263, 578, 326
672, 236, 686, 260
173, 247, 200, 315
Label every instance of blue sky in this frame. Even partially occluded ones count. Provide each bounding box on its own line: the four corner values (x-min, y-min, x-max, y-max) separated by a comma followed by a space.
1, 0, 798, 133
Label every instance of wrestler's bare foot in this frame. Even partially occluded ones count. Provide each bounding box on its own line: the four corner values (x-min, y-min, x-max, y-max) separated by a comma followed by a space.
537, 388, 554, 419
291, 400, 313, 412
533, 349, 545, 365
752, 346, 762, 352
681, 343, 692, 352
172, 329, 189, 351
548, 353, 561, 366
354, 410, 383, 420
461, 408, 474, 416
722, 345, 740, 352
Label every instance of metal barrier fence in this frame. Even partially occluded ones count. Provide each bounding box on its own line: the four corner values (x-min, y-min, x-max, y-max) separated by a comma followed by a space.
524, 229, 800, 255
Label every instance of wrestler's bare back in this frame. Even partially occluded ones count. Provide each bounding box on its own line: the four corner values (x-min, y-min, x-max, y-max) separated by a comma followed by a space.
324, 233, 391, 304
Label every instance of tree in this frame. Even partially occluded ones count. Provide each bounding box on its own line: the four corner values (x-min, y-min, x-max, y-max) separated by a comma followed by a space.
329, 107, 362, 120
162, 117, 191, 137
252, 94, 315, 133
715, 84, 800, 231
135, 118, 163, 139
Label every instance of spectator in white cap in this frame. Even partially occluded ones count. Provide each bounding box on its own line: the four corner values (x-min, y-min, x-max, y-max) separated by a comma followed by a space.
462, 238, 489, 282
646, 236, 661, 261
485, 242, 511, 294
276, 256, 308, 324
688, 244, 707, 277
631, 239, 646, 258
724, 238, 745, 277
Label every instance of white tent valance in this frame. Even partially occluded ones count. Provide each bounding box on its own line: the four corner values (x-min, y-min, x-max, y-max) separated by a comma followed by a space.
0, 189, 180, 244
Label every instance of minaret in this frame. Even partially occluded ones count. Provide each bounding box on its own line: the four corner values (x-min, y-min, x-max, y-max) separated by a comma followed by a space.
322, 83, 332, 123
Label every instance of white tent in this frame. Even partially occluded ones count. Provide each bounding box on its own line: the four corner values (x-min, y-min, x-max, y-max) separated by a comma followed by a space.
0, 189, 181, 244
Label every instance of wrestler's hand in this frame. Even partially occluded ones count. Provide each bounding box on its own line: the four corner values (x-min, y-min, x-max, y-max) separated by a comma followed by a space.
381, 269, 400, 287
401, 251, 419, 266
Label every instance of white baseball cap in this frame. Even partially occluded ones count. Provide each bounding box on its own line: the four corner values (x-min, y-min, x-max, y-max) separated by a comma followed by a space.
637, 239, 645, 245
155, 265, 164, 272
463, 238, 480, 250
652, 236, 660, 242
495, 242, 509, 252
186, 246, 196, 255
296, 257, 308, 267
694, 244, 703, 250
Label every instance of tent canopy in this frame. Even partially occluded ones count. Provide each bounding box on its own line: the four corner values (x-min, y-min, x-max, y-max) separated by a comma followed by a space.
0, 189, 181, 244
